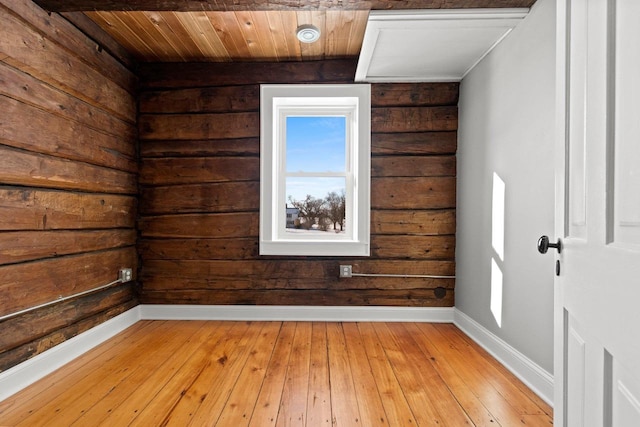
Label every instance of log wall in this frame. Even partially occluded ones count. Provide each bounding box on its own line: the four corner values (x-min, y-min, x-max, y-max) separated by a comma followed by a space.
0, 0, 138, 371
138, 60, 457, 307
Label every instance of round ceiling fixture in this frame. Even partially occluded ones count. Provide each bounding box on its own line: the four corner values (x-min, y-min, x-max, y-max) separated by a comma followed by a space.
296, 24, 321, 43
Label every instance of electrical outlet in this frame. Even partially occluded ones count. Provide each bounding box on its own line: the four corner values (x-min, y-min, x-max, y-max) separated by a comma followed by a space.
339, 265, 352, 278
118, 268, 133, 282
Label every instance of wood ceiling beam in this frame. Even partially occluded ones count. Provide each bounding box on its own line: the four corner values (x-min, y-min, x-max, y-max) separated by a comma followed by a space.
33, 0, 536, 12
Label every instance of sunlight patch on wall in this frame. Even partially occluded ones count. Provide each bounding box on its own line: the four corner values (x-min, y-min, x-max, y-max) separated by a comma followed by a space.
491, 172, 506, 328
492, 172, 506, 261
491, 258, 504, 327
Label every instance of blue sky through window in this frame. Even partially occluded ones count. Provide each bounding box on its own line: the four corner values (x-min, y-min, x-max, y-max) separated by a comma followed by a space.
286, 116, 346, 173
286, 116, 346, 202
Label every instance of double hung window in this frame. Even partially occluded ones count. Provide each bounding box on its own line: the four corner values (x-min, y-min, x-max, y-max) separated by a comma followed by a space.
260, 84, 371, 256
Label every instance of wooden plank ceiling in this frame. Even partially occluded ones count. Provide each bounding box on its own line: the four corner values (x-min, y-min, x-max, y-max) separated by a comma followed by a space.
84, 11, 368, 62
38, 0, 536, 62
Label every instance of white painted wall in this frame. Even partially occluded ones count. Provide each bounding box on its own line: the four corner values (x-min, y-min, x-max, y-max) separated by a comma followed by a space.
456, 0, 556, 374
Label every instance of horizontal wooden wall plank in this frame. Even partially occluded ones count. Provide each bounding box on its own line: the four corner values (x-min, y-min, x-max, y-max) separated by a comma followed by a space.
0, 247, 136, 319
0, 188, 136, 231
142, 259, 345, 279
139, 234, 456, 260
372, 106, 458, 133
0, 5, 135, 122
0, 63, 135, 141
139, 112, 259, 140
140, 138, 260, 158
1, 96, 136, 171
141, 276, 454, 291
0, 284, 135, 355
139, 238, 259, 260
140, 245, 455, 274
0, 295, 137, 372
32, 0, 536, 12
371, 209, 456, 235
140, 108, 458, 141
371, 155, 456, 177
371, 83, 459, 107
372, 177, 456, 209
137, 59, 358, 88
138, 289, 454, 307
141, 231, 455, 260
139, 82, 460, 114
139, 213, 259, 238
349, 259, 455, 275
0, 146, 137, 194
140, 157, 259, 185
139, 183, 259, 215
141, 259, 452, 280
371, 132, 457, 155
371, 235, 455, 259
0, 0, 136, 91
0, 229, 136, 265
139, 85, 260, 114
142, 259, 454, 278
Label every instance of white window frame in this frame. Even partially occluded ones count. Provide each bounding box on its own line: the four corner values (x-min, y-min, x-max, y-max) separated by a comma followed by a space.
260, 84, 371, 256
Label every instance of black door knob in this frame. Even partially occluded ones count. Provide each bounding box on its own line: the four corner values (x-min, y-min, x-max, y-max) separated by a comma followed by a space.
538, 235, 562, 254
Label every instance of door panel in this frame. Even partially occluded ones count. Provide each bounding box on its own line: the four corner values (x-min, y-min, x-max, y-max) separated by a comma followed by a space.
555, 0, 640, 425
611, 359, 640, 426
566, 316, 586, 426
612, 0, 640, 246
567, 0, 588, 239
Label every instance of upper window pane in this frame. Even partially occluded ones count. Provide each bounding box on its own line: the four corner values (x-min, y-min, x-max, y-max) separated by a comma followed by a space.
285, 116, 346, 173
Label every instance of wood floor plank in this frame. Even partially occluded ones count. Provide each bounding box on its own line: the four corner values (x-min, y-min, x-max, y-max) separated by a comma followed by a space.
0, 321, 553, 427
405, 322, 499, 427
520, 414, 554, 426
274, 322, 312, 427
304, 322, 332, 427
215, 322, 283, 426
341, 323, 388, 426
248, 322, 296, 427
374, 322, 474, 426
326, 322, 361, 426
357, 322, 418, 426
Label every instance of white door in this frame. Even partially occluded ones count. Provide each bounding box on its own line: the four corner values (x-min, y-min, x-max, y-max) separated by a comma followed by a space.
552, 0, 640, 425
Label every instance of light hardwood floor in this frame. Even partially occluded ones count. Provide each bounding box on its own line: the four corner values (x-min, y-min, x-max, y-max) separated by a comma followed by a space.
0, 321, 552, 426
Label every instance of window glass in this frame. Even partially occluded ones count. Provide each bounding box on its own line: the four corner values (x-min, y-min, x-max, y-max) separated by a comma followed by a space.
285, 116, 346, 173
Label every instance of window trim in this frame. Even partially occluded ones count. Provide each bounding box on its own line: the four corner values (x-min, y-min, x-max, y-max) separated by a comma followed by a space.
260, 84, 371, 256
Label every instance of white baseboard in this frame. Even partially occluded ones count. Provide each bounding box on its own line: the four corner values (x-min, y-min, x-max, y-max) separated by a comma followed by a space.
454, 308, 554, 406
140, 304, 455, 323
0, 307, 141, 402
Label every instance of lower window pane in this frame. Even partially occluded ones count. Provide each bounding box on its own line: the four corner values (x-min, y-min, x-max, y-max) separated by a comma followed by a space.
285, 177, 346, 234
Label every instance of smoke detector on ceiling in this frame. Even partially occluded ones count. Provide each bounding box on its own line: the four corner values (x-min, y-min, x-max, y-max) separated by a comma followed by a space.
296, 24, 321, 43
